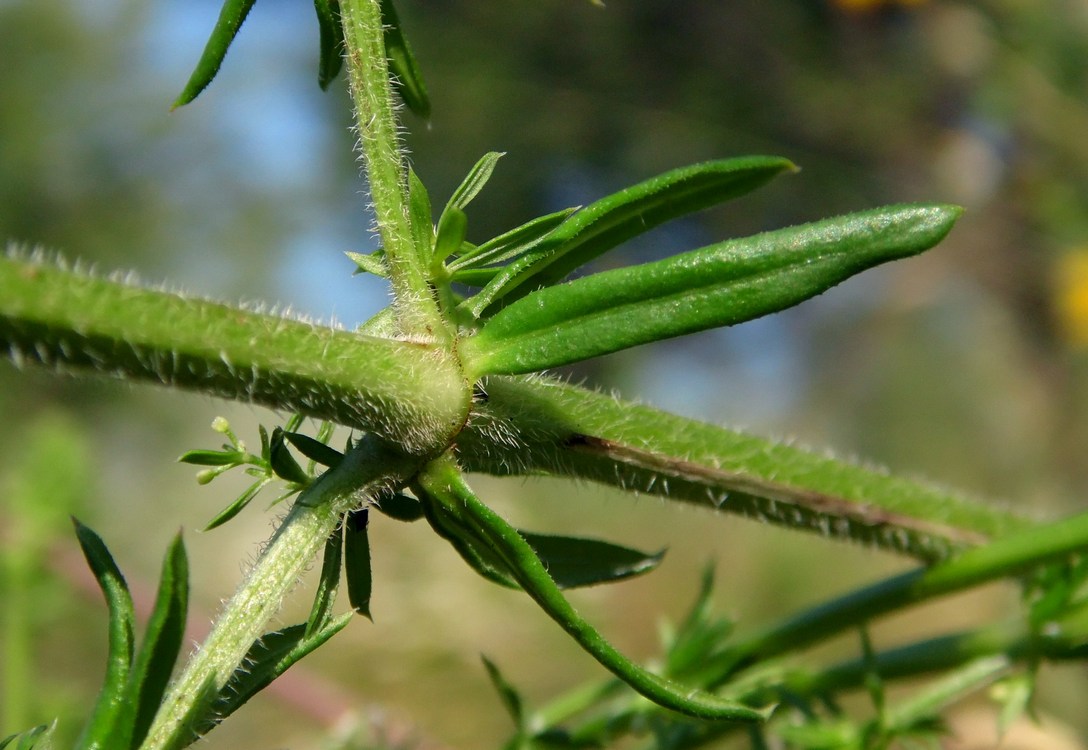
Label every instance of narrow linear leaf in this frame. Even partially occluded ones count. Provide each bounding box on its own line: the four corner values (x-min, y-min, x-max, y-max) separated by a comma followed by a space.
450, 266, 501, 287
519, 532, 664, 589
313, 0, 345, 89
172, 0, 257, 109
421, 490, 663, 590
269, 427, 310, 485
463, 204, 962, 377
284, 431, 344, 468
121, 533, 190, 750
203, 478, 270, 531
445, 152, 505, 214
346, 250, 388, 278
408, 168, 435, 269
449, 207, 579, 273
177, 449, 243, 467
482, 656, 526, 731
306, 521, 344, 638
461, 156, 796, 318
434, 207, 468, 266
73, 521, 136, 750
375, 492, 424, 522
344, 508, 373, 618
380, 0, 430, 118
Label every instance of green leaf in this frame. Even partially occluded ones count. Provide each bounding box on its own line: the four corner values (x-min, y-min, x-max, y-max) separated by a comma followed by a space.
664, 565, 735, 677
268, 427, 311, 485
121, 533, 189, 750
449, 207, 579, 273
434, 207, 468, 266
380, 0, 430, 118
518, 532, 664, 589
196, 615, 352, 735
408, 168, 435, 269
172, 0, 257, 109
306, 522, 344, 638
177, 448, 243, 467
450, 266, 502, 287
203, 478, 271, 531
375, 492, 425, 522
346, 250, 389, 278
344, 509, 373, 619
482, 656, 525, 732
460, 156, 796, 318
445, 152, 505, 215
0, 724, 54, 750
463, 204, 962, 376
313, 0, 345, 90
73, 521, 136, 750
284, 431, 344, 468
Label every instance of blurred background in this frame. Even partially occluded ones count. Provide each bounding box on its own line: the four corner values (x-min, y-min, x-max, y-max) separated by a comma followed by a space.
3, 0, 1088, 747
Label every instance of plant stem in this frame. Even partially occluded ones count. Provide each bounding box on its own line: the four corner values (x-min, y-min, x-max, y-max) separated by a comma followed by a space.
338, 0, 446, 341
0, 253, 467, 454
706, 510, 1088, 684
139, 436, 421, 750
458, 375, 1033, 560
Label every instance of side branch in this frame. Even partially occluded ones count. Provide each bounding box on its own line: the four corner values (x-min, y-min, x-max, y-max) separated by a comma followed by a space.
456, 376, 1034, 561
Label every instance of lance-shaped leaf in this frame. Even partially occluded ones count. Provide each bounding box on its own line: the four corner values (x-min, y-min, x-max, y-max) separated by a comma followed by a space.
445, 152, 505, 215
73, 521, 136, 750
418, 486, 665, 590
172, 0, 257, 109
268, 427, 310, 485
434, 207, 468, 267
120, 533, 189, 750
460, 156, 797, 318
380, 0, 430, 118
449, 207, 578, 274
481, 656, 526, 733
517, 532, 665, 589
375, 492, 425, 522
305, 521, 344, 638
344, 509, 373, 618
313, 0, 345, 90
408, 168, 435, 268
463, 204, 961, 377
284, 430, 344, 469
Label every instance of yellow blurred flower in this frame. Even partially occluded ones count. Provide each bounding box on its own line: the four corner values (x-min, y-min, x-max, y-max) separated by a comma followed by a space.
1055, 250, 1088, 348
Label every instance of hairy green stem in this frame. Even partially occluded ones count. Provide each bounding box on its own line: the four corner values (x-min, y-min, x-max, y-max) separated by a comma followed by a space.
0, 253, 467, 454
458, 376, 1033, 560
416, 456, 771, 723
139, 436, 420, 750
338, 0, 445, 340
705, 510, 1088, 684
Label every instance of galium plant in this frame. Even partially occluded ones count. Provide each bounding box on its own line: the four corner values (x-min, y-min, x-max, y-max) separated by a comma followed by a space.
3, 1, 1088, 748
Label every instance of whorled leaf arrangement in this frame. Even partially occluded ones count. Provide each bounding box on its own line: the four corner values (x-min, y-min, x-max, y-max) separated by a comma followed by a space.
4, 0, 1088, 748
